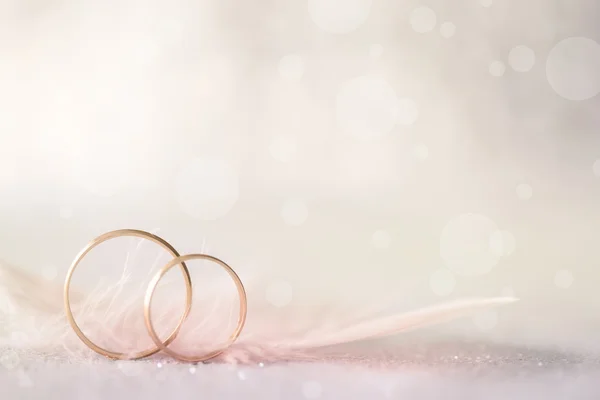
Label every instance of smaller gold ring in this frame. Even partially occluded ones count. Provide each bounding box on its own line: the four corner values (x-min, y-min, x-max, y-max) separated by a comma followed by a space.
144, 254, 247, 363
64, 229, 193, 360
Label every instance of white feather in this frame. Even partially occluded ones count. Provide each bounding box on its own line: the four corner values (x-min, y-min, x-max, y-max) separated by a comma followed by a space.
0, 260, 517, 364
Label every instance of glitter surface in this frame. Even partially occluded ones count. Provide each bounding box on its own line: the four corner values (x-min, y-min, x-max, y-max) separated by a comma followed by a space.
2, 342, 599, 399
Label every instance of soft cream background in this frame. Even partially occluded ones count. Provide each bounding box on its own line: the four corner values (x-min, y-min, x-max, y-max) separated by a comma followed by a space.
1, 0, 600, 353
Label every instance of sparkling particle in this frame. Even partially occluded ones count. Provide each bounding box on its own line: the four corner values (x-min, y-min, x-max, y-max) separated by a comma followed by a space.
265, 280, 293, 308
237, 371, 247, 380
409, 7, 437, 33
372, 230, 392, 249
258, 362, 265, 368
302, 380, 323, 399
157, 362, 163, 368
336, 75, 399, 140
440, 213, 501, 276
516, 183, 532, 200
413, 143, 429, 161
472, 310, 498, 331
489, 61, 506, 77
59, 207, 73, 219
175, 157, 239, 221
440, 22, 456, 38
278, 54, 304, 81
508, 45, 536, 72
281, 199, 309, 226
269, 135, 297, 162
370, 44, 384, 58
308, 0, 372, 34
429, 268, 456, 296
593, 160, 600, 176
489, 230, 516, 257
0, 349, 20, 369
546, 37, 600, 101
554, 269, 574, 289
189, 367, 196, 374
396, 98, 419, 126
480, 0, 493, 7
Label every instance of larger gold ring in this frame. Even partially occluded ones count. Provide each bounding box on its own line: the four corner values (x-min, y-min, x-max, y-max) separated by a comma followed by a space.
64, 229, 193, 360
144, 253, 247, 363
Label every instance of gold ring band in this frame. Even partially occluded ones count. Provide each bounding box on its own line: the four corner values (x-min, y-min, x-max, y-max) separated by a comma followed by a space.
144, 253, 247, 363
63, 229, 193, 360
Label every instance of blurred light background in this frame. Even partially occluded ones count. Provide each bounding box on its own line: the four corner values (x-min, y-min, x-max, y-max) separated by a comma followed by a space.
1, 0, 600, 354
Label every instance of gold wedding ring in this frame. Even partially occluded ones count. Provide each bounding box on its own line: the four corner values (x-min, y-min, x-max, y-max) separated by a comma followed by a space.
64, 229, 192, 360
144, 254, 247, 363
63, 229, 247, 363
